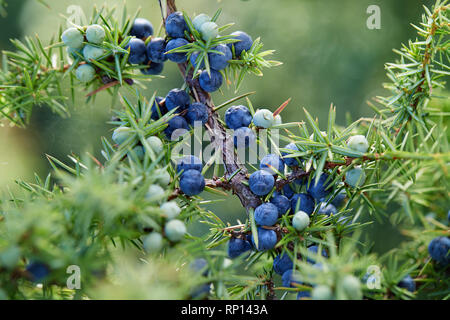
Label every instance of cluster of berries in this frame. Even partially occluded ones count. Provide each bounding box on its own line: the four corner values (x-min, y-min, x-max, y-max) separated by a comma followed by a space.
149, 88, 209, 139
61, 24, 107, 82
125, 18, 168, 75
224, 105, 282, 149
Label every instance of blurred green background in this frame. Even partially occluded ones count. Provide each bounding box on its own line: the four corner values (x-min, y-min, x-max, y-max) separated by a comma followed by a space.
0, 0, 436, 253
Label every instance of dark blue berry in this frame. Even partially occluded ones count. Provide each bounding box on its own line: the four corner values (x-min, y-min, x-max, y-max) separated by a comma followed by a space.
233, 127, 256, 149
165, 38, 189, 63
164, 115, 188, 139
126, 38, 148, 65
228, 31, 253, 57
282, 184, 295, 199
273, 253, 293, 275
209, 44, 232, 70
270, 195, 290, 216
228, 237, 252, 259
185, 102, 209, 126
306, 245, 328, 264
428, 236, 450, 266
282, 142, 301, 167
254, 203, 279, 226
249, 170, 275, 196
150, 96, 166, 120
165, 88, 190, 112
307, 173, 333, 200
397, 275, 416, 292
189, 258, 208, 276
281, 269, 302, 288
177, 155, 203, 173
165, 12, 188, 38
250, 227, 277, 251
141, 62, 164, 75
331, 192, 346, 208
26, 262, 50, 282
225, 105, 252, 130
180, 169, 205, 196
318, 203, 337, 216
260, 154, 285, 175
199, 69, 223, 92
147, 37, 168, 63
290, 193, 315, 215
190, 51, 205, 69
130, 18, 154, 39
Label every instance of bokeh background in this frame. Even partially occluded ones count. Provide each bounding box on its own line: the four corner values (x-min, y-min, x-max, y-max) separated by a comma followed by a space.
0, 0, 438, 254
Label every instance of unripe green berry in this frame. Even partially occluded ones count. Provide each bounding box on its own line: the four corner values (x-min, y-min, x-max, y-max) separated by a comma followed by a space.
347, 135, 369, 153
112, 126, 132, 145
341, 275, 362, 300
128, 145, 145, 161
253, 109, 274, 128
312, 285, 333, 300
146, 184, 166, 202
86, 24, 105, 44
273, 114, 282, 126
154, 168, 171, 186
75, 64, 96, 82
143, 232, 163, 253
345, 167, 366, 188
146, 136, 163, 154
160, 201, 181, 220
292, 211, 310, 231
193, 14, 211, 31
200, 22, 219, 41
83, 45, 105, 61
165, 219, 186, 242
62, 27, 84, 49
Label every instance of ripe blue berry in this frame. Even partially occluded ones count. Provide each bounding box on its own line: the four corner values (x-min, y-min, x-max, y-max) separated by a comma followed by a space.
397, 275, 416, 292
128, 146, 144, 161
193, 14, 211, 31
307, 173, 333, 200
228, 237, 252, 259
297, 291, 312, 299
225, 105, 252, 130
331, 191, 346, 208
164, 115, 188, 139
249, 170, 275, 196
130, 18, 154, 39
199, 69, 223, 92
165, 219, 186, 242
254, 203, 279, 226
251, 227, 277, 251
185, 102, 209, 126
177, 155, 203, 173
86, 24, 105, 44
253, 109, 274, 128
165, 12, 188, 38
292, 211, 310, 231
209, 44, 232, 70
165, 88, 190, 112
141, 62, 164, 75
180, 169, 206, 196
126, 38, 148, 65
282, 143, 301, 167
26, 261, 50, 282
165, 38, 189, 63
290, 193, 315, 215
260, 154, 285, 175
233, 127, 256, 149
75, 64, 96, 82
318, 203, 337, 216
273, 253, 293, 275
428, 236, 450, 266
228, 31, 253, 57
281, 269, 302, 288
190, 51, 205, 69
270, 194, 290, 216
282, 184, 295, 199
200, 22, 219, 41
62, 27, 84, 49
150, 96, 166, 120
306, 245, 328, 264
146, 37, 168, 63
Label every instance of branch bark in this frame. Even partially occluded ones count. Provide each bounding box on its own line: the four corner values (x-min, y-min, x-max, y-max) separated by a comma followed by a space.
165, 0, 261, 211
